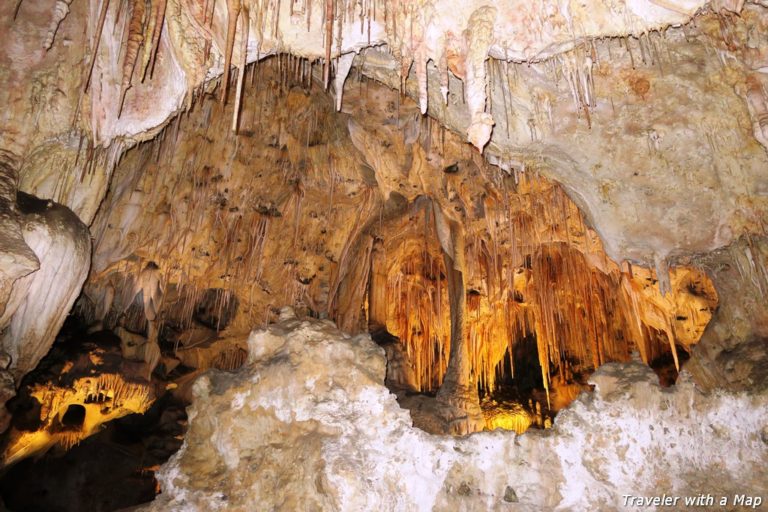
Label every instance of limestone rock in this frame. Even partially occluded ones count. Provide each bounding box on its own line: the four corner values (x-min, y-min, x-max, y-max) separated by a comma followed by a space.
0, 188, 90, 433
142, 314, 768, 511
0, 156, 39, 318
0, 193, 90, 382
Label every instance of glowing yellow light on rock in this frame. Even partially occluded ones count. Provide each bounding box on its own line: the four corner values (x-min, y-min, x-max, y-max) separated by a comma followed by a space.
2, 374, 154, 467
483, 402, 535, 434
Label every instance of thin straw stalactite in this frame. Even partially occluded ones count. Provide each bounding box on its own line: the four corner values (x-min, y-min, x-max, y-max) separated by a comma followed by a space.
233, 4, 250, 131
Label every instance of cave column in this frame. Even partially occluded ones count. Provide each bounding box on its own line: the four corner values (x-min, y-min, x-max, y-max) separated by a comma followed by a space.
433, 207, 484, 434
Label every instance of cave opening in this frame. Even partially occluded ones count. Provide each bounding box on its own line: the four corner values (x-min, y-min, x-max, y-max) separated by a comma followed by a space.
364, 179, 719, 434
60, 404, 86, 429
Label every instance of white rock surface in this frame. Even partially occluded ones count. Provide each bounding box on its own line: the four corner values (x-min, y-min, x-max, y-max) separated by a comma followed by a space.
0, 193, 91, 383
145, 311, 768, 511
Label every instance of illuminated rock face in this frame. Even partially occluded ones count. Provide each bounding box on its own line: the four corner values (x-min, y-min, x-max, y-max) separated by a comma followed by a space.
142, 312, 768, 512
1, 343, 155, 467
2, 373, 153, 466
78, 69, 720, 430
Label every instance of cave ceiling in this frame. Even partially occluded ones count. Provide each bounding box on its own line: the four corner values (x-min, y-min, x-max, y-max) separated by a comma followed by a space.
2, 0, 767, 269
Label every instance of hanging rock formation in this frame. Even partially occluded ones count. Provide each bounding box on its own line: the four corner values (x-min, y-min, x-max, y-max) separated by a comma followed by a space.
4, 1, 767, 271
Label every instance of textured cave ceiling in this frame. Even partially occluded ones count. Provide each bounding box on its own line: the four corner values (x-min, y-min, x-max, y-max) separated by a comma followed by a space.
3, 0, 767, 267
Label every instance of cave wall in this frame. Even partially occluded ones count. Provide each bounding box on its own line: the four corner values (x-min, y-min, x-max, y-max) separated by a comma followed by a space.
76, 65, 720, 409
0, 0, 765, 460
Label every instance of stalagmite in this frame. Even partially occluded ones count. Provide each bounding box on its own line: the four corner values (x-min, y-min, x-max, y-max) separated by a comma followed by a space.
143, 337, 161, 379
433, 205, 483, 433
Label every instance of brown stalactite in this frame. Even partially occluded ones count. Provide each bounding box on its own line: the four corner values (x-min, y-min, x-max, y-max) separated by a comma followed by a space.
119, 0, 147, 116
323, 0, 334, 89
43, 0, 75, 50
233, 4, 250, 131
221, 0, 242, 104
84, 0, 111, 94
145, 0, 167, 80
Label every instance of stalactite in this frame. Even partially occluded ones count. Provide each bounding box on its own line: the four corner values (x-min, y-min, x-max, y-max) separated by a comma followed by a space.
119, 0, 147, 116
233, 5, 250, 131
415, 45, 428, 114
13, 0, 24, 20
464, 6, 496, 151
221, 0, 242, 104
43, 0, 74, 50
334, 52, 355, 111
139, 0, 158, 80
84, 0, 111, 94
144, 0, 167, 80
374, 167, 708, 409
323, 0, 334, 89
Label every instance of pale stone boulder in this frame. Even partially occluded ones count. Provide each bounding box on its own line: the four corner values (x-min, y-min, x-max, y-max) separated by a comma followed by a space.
142, 312, 768, 511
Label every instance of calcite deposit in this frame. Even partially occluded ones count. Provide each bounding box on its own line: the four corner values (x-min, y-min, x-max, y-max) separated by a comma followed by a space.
0, 0, 767, 509
143, 311, 768, 512
75, 69, 724, 435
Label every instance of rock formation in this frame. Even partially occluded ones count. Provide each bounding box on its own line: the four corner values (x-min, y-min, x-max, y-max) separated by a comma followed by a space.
0, 0, 766, 508
0, 158, 91, 432
142, 311, 768, 511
